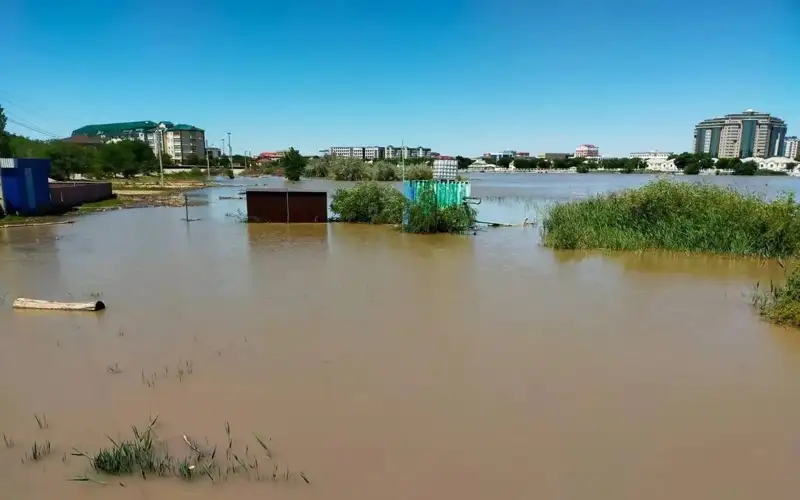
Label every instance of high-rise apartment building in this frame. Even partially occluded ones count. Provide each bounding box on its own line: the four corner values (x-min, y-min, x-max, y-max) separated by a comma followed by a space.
693, 110, 787, 158
71, 120, 206, 163
784, 136, 799, 160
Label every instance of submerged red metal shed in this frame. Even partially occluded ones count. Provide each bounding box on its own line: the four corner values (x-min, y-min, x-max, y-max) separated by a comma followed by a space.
245, 189, 328, 223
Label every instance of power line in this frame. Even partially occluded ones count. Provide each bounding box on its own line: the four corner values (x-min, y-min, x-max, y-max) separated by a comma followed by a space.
6, 116, 60, 139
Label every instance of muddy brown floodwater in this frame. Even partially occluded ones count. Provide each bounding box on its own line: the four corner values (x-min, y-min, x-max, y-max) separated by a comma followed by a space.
2, 175, 800, 500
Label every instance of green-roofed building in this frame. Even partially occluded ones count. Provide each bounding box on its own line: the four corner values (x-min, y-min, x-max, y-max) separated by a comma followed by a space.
71, 120, 206, 164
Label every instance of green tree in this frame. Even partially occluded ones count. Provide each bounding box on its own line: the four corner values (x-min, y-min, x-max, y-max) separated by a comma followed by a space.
513, 157, 534, 170
281, 147, 307, 181
184, 153, 201, 166
159, 152, 174, 168
99, 142, 135, 178
46, 142, 90, 180
455, 155, 473, 170
683, 162, 701, 175
733, 160, 758, 176
497, 156, 513, 168
697, 156, 715, 170
0, 105, 11, 157
673, 152, 694, 170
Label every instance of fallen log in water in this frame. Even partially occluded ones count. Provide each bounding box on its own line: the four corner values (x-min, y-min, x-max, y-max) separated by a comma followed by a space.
12, 298, 106, 311
0, 220, 75, 229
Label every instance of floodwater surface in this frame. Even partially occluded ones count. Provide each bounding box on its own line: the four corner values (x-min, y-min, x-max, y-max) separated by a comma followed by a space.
2, 174, 800, 500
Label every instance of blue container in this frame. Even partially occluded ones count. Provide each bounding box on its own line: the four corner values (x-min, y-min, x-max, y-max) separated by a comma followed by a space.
0, 158, 53, 216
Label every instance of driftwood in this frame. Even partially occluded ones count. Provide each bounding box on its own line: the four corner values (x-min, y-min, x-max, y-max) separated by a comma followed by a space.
0, 220, 75, 229
12, 298, 106, 311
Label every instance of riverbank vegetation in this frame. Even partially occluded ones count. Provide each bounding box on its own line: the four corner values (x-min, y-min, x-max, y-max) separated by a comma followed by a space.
754, 266, 800, 328
330, 181, 476, 234
541, 180, 800, 258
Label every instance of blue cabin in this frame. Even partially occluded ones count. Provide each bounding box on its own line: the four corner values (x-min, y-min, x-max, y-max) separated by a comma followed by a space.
0, 158, 53, 216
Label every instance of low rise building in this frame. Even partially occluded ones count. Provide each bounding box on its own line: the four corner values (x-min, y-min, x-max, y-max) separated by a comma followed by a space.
575, 144, 600, 158
644, 158, 679, 172
630, 151, 674, 160
742, 156, 797, 172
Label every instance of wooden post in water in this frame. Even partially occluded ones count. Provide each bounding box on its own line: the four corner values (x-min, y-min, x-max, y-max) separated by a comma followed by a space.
184, 194, 189, 222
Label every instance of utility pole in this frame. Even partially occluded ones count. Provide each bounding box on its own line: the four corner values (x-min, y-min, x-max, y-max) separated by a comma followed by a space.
401, 139, 405, 183
157, 125, 166, 187
221, 138, 226, 168
227, 132, 232, 169
205, 140, 210, 180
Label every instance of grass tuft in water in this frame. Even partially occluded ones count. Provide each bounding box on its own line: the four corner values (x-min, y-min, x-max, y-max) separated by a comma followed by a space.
23, 440, 51, 462
541, 180, 800, 258
753, 264, 800, 327
34, 414, 48, 429
3, 433, 14, 448
70, 417, 306, 486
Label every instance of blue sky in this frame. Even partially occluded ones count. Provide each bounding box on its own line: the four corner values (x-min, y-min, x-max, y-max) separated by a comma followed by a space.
3, 0, 799, 157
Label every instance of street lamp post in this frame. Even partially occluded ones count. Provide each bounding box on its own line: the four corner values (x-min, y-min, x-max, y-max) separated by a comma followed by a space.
205, 140, 211, 180
157, 123, 167, 187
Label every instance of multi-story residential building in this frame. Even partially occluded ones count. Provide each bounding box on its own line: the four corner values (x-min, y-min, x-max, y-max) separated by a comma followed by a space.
71, 120, 206, 163
385, 145, 432, 159
630, 151, 674, 160
328, 146, 385, 160
328, 145, 434, 160
575, 144, 600, 158
784, 136, 799, 160
693, 110, 787, 158
162, 124, 205, 162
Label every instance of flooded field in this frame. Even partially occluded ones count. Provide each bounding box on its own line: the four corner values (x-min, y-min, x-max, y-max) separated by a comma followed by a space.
2, 174, 800, 499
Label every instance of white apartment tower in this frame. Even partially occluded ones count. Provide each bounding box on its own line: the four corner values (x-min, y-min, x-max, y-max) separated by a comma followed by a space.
694, 110, 787, 158
784, 136, 799, 160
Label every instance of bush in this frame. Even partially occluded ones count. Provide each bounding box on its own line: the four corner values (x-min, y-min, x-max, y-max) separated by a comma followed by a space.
367, 160, 399, 181
330, 157, 371, 181
754, 267, 800, 327
404, 187, 476, 234
329, 182, 476, 234
541, 180, 800, 258
330, 182, 405, 224
402, 164, 433, 181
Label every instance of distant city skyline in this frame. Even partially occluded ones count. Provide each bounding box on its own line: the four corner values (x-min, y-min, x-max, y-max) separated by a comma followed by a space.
3, 0, 798, 157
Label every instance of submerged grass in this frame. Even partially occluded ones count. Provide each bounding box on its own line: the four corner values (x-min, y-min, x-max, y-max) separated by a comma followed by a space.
541, 180, 800, 258
71, 417, 307, 486
754, 265, 800, 327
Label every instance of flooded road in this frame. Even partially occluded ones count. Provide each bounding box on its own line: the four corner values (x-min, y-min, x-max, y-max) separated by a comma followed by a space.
2, 174, 800, 499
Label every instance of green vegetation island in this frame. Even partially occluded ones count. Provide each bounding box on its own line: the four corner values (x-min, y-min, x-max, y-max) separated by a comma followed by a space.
541, 179, 800, 327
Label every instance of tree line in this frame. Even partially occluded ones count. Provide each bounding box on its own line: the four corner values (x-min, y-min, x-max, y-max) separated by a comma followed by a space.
669, 153, 797, 176
0, 105, 234, 180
